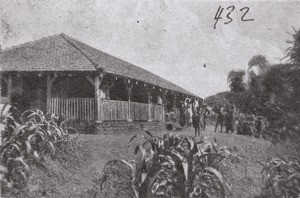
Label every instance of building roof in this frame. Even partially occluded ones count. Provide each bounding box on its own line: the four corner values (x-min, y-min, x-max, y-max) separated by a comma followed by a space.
0, 33, 200, 98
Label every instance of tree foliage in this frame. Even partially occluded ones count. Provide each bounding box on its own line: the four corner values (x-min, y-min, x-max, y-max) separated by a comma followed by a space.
227, 70, 246, 93
224, 50, 300, 139
248, 55, 270, 73
284, 28, 300, 65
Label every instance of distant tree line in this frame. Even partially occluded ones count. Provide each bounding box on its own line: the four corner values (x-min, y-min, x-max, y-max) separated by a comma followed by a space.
225, 28, 300, 137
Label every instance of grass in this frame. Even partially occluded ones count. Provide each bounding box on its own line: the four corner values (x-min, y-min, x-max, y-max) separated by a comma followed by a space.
80, 125, 299, 198
6, 125, 299, 198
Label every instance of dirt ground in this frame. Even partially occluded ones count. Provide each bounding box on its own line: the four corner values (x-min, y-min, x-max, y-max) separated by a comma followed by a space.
9, 125, 299, 198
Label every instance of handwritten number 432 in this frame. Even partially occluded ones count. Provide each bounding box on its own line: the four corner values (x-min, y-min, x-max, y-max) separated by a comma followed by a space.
214, 6, 254, 29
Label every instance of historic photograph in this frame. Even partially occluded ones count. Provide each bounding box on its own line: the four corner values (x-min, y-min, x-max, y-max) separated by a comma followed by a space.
0, 0, 300, 197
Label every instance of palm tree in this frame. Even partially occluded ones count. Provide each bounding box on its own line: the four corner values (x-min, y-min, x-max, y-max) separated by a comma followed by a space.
284, 28, 300, 65
227, 70, 246, 93
227, 70, 249, 113
248, 55, 270, 73
246, 55, 270, 104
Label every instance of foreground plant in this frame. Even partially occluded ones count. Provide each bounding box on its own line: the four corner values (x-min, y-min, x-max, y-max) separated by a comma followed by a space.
260, 155, 300, 198
0, 104, 77, 190
99, 127, 236, 198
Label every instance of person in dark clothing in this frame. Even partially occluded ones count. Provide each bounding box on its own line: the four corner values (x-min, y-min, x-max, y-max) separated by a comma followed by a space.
192, 109, 200, 137
198, 106, 205, 132
225, 107, 234, 133
214, 106, 224, 133
203, 104, 210, 131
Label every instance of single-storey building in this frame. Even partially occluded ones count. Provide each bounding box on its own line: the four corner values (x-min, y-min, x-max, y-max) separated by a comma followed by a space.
0, 33, 201, 132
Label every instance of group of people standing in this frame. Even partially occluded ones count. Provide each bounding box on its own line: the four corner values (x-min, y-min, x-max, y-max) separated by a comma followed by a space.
192, 104, 210, 137
179, 99, 236, 137
191, 104, 235, 137
214, 105, 235, 133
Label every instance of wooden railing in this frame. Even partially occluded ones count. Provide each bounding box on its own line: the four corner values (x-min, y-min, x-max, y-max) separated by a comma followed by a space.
51, 98, 164, 122
50, 98, 95, 122
98, 99, 164, 122
98, 99, 128, 121
151, 104, 164, 121
130, 101, 149, 121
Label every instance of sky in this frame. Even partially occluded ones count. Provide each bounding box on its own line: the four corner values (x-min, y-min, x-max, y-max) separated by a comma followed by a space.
1, 0, 300, 98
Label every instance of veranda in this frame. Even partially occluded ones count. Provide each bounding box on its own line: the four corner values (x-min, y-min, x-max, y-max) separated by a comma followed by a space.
0, 71, 191, 124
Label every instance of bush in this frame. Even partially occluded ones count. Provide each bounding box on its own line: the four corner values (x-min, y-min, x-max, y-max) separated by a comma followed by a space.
236, 113, 257, 136
96, 126, 238, 198
260, 156, 300, 198
0, 104, 78, 190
